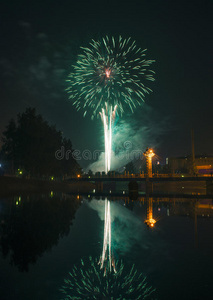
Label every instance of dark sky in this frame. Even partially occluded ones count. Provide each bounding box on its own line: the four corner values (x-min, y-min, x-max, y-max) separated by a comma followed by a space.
0, 0, 212, 168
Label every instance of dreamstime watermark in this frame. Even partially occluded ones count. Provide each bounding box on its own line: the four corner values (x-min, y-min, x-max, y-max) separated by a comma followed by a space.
55, 141, 144, 161
55, 147, 103, 161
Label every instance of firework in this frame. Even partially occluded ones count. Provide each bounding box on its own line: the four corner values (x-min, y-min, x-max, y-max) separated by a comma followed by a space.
67, 36, 155, 173
60, 257, 156, 300
100, 104, 117, 173
67, 36, 155, 118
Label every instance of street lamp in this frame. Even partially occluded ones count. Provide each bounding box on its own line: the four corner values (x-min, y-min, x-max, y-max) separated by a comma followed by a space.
143, 148, 155, 178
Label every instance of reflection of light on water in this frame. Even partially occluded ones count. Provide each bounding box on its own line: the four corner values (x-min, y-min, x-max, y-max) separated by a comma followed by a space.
60, 257, 155, 300
61, 198, 157, 299
99, 199, 115, 273
15, 196, 22, 206
145, 218, 156, 228
145, 197, 157, 228
167, 207, 170, 216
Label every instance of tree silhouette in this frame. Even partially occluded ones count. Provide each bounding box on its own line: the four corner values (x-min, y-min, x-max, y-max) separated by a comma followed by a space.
0, 194, 80, 272
125, 161, 135, 174
1, 108, 81, 177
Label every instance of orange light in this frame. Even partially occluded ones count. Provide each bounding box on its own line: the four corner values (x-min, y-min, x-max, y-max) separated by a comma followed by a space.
77, 174, 80, 178
145, 218, 156, 228
196, 165, 212, 170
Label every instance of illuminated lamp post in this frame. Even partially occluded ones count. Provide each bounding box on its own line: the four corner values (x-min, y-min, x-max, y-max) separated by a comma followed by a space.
143, 148, 155, 178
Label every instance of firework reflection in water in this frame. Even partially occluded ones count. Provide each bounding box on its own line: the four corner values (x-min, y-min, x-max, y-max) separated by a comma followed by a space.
60, 256, 156, 300
60, 199, 156, 299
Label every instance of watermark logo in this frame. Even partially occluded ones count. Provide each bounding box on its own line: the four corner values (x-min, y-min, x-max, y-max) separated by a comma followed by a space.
55, 141, 143, 161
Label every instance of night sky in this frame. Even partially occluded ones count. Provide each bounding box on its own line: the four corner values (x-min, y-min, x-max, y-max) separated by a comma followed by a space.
0, 0, 212, 169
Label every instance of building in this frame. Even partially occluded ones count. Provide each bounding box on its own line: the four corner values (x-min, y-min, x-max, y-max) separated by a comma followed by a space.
167, 155, 213, 174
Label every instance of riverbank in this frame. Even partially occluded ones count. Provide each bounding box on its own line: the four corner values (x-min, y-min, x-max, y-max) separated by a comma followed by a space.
0, 176, 94, 197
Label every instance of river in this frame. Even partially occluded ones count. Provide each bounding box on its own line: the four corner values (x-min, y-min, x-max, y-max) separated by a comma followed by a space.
0, 192, 213, 299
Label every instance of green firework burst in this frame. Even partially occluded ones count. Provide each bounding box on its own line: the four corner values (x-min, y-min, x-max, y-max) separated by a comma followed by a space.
67, 36, 155, 118
60, 257, 156, 300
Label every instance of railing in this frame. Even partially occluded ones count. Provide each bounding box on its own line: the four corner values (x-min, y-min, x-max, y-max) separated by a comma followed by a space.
70, 173, 213, 179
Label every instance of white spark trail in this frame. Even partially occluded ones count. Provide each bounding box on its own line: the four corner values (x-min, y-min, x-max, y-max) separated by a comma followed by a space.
100, 103, 117, 173
99, 198, 116, 273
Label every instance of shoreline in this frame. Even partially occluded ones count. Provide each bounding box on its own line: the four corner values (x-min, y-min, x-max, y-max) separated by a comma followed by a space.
0, 176, 94, 197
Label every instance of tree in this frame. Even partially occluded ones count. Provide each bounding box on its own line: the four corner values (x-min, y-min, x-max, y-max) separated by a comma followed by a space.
1, 108, 81, 177
87, 169, 93, 176
1, 119, 17, 173
125, 161, 135, 174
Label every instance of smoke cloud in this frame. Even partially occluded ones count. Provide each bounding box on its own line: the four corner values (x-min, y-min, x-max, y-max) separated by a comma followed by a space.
87, 105, 170, 173
87, 199, 149, 255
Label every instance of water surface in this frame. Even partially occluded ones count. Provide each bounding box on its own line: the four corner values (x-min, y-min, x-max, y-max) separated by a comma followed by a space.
0, 192, 213, 299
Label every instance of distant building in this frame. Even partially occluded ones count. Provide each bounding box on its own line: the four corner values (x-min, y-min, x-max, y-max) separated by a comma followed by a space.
167, 155, 213, 174
169, 199, 213, 218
